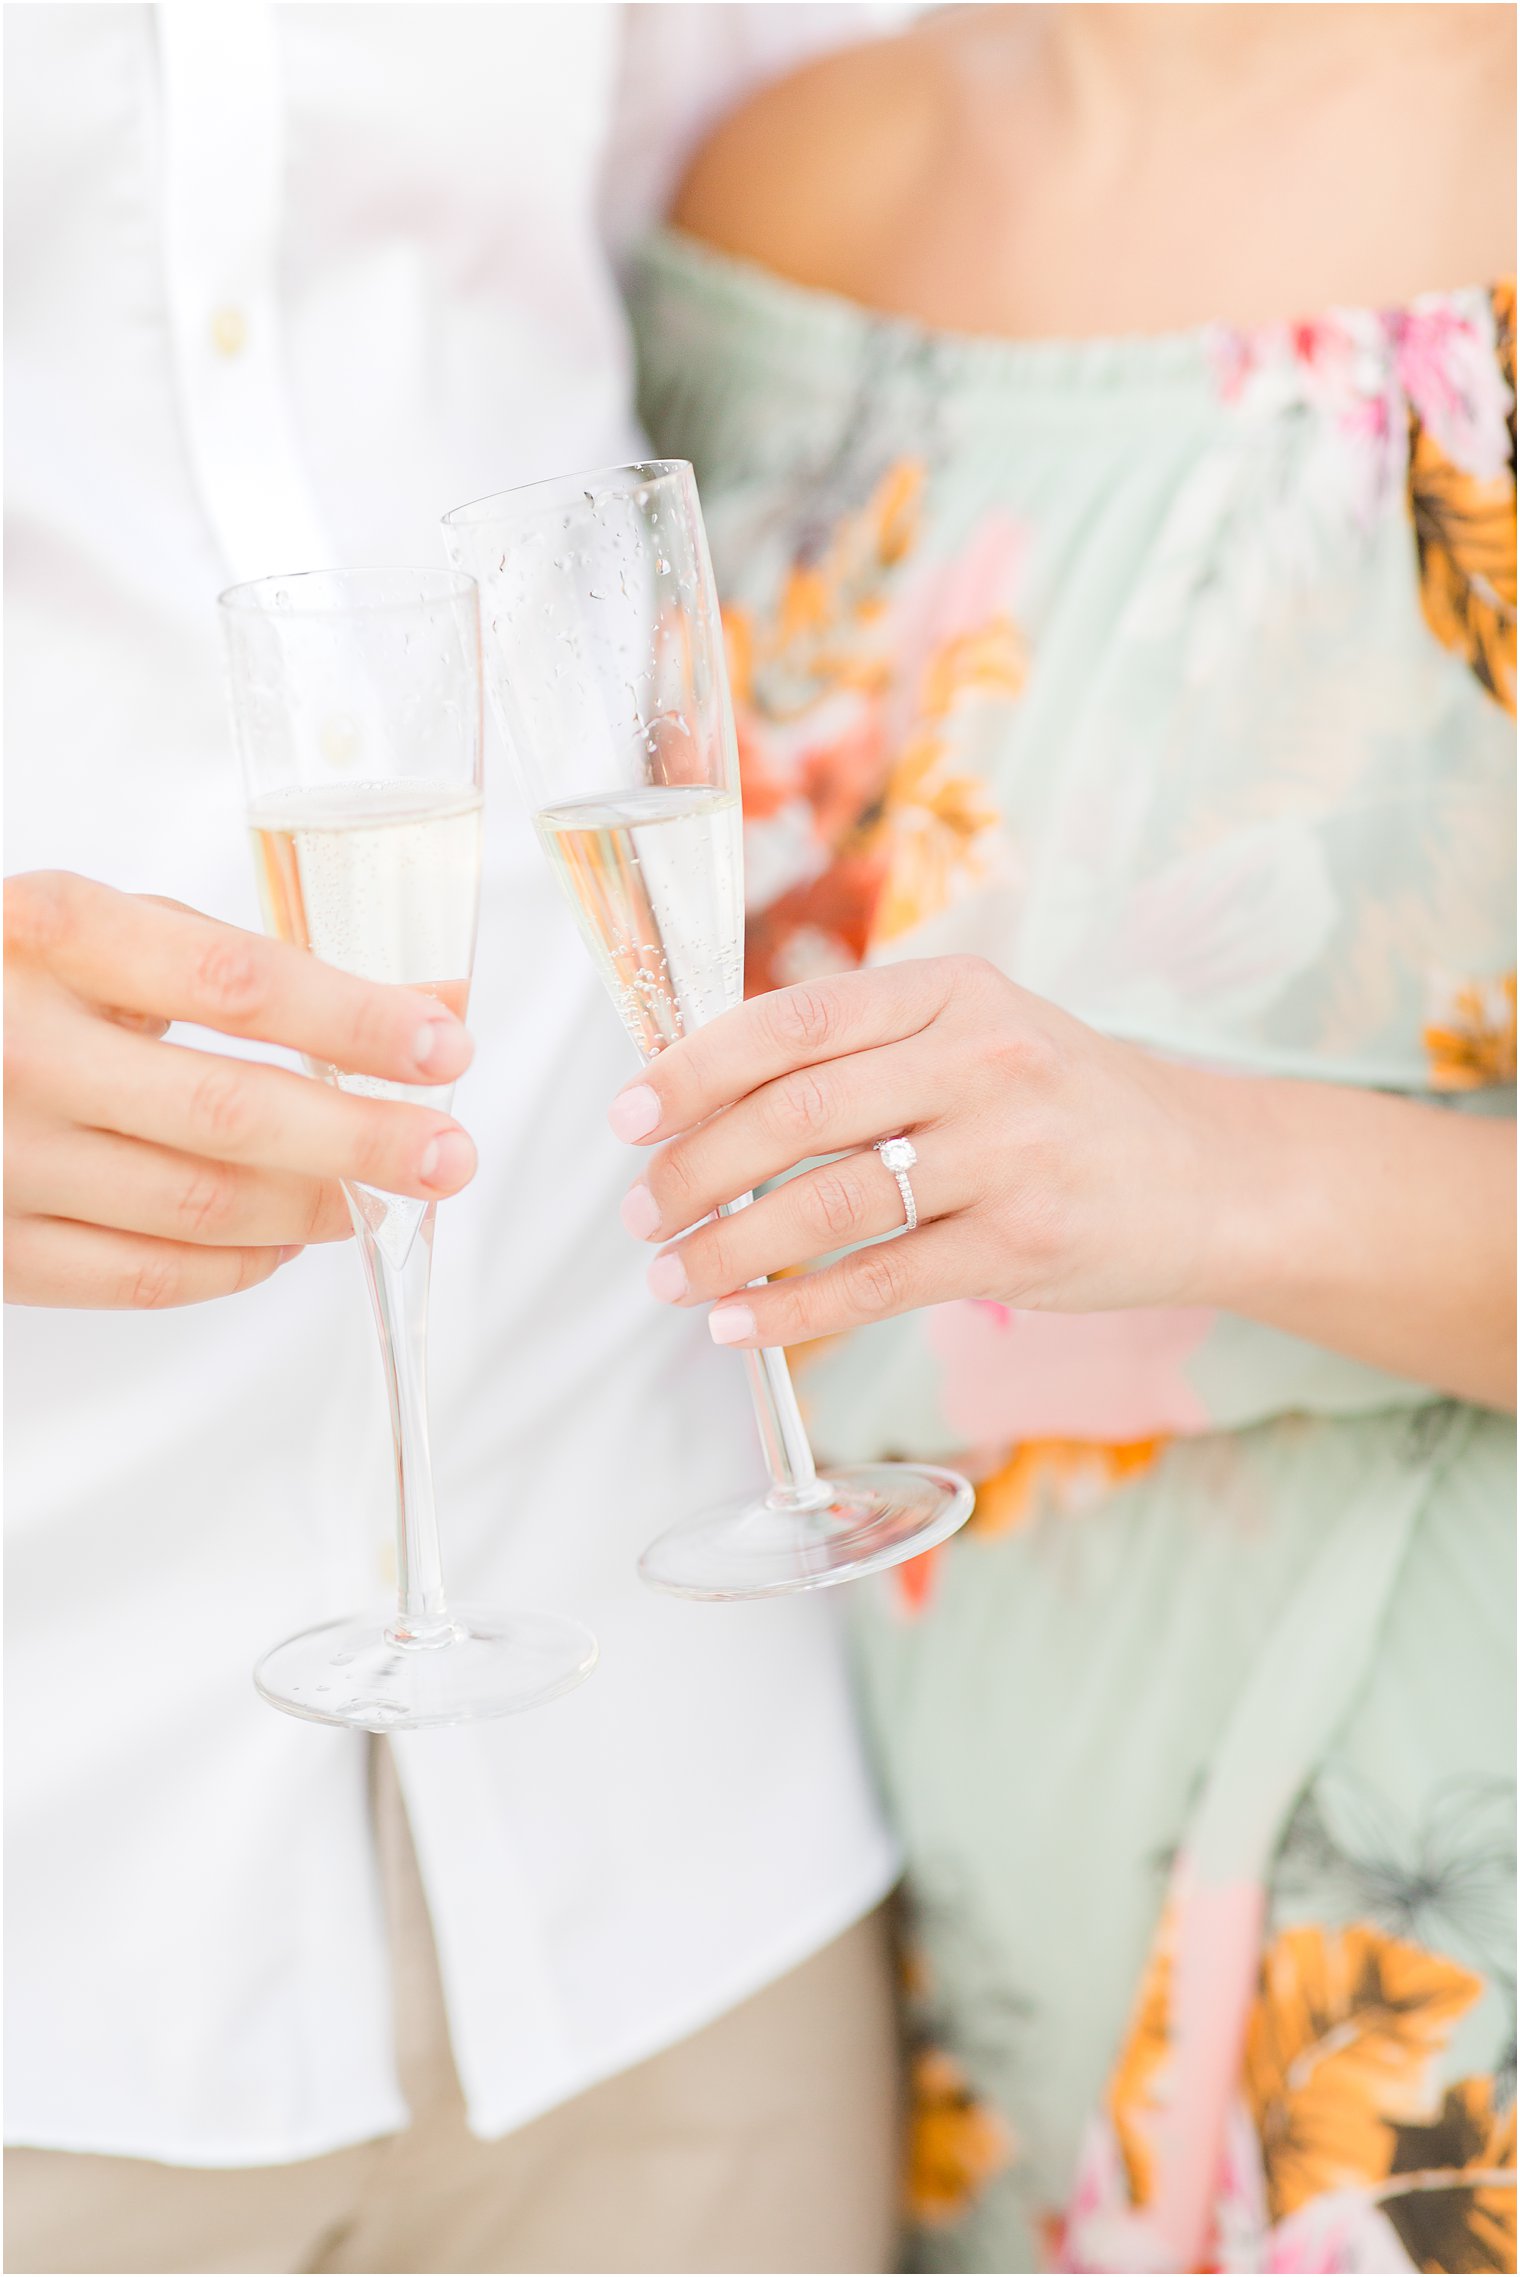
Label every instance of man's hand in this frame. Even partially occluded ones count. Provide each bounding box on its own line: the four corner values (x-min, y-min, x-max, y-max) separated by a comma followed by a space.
4, 872, 478, 1308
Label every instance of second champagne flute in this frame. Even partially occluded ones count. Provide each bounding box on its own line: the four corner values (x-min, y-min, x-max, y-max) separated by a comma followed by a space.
443, 464, 973, 1599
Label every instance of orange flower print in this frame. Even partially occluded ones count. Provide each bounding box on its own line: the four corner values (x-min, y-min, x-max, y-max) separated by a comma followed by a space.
1407, 282, 1517, 716
866, 731, 1006, 947
1409, 430, 1518, 715
889, 1435, 1168, 1617
893, 1548, 939, 1618
747, 851, 890, 993
907, 2046, 1015, 2228
1425, 972, 1518, 1090
731, 458, 1024, 994
972, 1436, 1169, 1541
1106, 1907, 1176, 2208
1243, 1923, 1484, 2223
1383, 2075, 1517, 2273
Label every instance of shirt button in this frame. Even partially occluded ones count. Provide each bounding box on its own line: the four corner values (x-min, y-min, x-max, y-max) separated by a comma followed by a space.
209, 306, 248, 358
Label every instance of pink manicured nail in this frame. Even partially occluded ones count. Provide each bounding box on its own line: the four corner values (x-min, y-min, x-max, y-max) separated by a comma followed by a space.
621, 1182, 661, 1238
608, 1084, 661, 1142
419, 1129, 476, 1192
647, 1251, 688, 1304
708, 1303, 756, 1346
413, 1013, 472, 1077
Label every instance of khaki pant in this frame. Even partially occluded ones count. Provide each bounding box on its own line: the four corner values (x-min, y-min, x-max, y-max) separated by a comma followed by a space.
6, 1746, 902, 2274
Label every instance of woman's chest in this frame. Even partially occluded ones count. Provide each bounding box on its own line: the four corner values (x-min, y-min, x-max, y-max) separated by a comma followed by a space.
685, 311, 1515, 1090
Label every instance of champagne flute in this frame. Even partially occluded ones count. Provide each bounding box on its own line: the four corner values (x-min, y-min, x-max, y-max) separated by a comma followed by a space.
443, 466, 973, 1599
219, 565, 598, 1726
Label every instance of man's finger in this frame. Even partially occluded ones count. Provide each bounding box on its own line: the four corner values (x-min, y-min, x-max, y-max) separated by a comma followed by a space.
606, 962, 956, 1146
3, 1213, 297, 1310
7, 871, 473, 1085
8, 1124, 351, 1248
30, 1008, 478, 1198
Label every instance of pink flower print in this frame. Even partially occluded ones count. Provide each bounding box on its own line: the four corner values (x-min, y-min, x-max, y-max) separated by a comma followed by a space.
1393, 296, 1515, 484
926, 1300, 1214, 1447
1262, 2193, 1418, 2273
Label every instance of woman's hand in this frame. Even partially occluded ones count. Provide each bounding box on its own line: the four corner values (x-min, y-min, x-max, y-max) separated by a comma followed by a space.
608, 954, 1515, 1414
5, 871, 478, 1309
608, 956, 1217, 1348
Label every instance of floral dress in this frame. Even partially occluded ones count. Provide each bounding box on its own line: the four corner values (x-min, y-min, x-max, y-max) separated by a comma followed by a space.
631, 229, 1517, 2276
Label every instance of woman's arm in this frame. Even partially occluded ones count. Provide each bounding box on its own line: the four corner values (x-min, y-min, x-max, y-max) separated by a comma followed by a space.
608, 957, 1515, 1412
1192, 1062, 1513, 1410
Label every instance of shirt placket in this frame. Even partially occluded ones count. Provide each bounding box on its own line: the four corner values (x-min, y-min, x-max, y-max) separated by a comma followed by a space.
156, 0, 333, 583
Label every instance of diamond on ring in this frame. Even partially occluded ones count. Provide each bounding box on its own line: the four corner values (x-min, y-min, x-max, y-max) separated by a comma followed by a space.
873, 1135, 919, 1231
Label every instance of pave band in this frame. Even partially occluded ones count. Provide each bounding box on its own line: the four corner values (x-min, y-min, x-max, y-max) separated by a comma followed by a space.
873, 1135, 919, 1231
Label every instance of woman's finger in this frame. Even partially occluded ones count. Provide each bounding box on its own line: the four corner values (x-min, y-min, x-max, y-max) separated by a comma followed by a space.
3, 1213, 298, 1310
26, 1009, 478, 1199
639, 1141, 964, 1306
7, 1123, 351, 1248
700, 1219, 974, 1349
8, 870, 474, 1086
634, 1037, 944, 1237
606, 962, 957, 1145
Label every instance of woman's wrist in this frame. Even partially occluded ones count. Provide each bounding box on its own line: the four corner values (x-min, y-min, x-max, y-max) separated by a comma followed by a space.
1158, 1061, 1311, 1321
1158, 1060, 1515, 1408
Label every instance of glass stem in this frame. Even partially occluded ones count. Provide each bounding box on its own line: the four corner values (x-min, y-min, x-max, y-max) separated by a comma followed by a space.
718, 1194, 829, 1511
349, 1194, 455, 1647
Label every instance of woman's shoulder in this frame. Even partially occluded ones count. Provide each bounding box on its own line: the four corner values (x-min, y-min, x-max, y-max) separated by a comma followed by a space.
669, 24, 953, 300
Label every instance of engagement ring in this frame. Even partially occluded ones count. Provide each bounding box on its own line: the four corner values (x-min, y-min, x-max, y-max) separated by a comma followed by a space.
873, 1135, 919, 1231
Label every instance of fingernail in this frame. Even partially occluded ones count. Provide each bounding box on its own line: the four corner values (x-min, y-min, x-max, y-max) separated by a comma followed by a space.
620, 1182, 661, 1239
608, 1084, 660, 1142
276, 1245, 303, 1266
419, 1128, 476, 1192
647, 1251, 688, 1304
413, 1014, 472, 1077
708, 1303, 756, 1346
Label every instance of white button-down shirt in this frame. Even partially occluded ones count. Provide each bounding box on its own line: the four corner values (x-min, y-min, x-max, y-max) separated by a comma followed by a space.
4, 1, 901, 2166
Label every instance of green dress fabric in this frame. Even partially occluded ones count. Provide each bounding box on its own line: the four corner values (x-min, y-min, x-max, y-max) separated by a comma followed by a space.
630, 228, 1516, 2274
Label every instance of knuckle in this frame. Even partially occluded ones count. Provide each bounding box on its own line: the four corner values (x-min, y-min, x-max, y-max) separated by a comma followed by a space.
806, 1165, 866, 1241
304, 1179, 343, 1244
192, 938, 268, 1025
843, 1238, 908, 1317
345, 987, 397, 1069
697, 1221, 737, 1291
349, 1108, 401, 1190
232, 1246, 276, 1295
652, 1140, 696, 1216
992, 1023, 1059, 1089
126, 1250, 182, 1310
944, 951, 1002, 998
766, 1067, 833, 1146
187, 1062, 254, 1151
4, 871, 81, 961
177, 1164, 237, 1239
766, 982, 840, 1057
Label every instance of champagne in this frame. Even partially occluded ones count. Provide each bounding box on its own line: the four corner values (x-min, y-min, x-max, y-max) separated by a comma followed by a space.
536, 786, 743, 1057
250, 781, 480, 1110
249, 780, 482, 1265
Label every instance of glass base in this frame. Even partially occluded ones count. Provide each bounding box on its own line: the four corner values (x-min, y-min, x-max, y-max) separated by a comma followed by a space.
253, 1605, 599, 1732
637, 1462, 974, 1601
